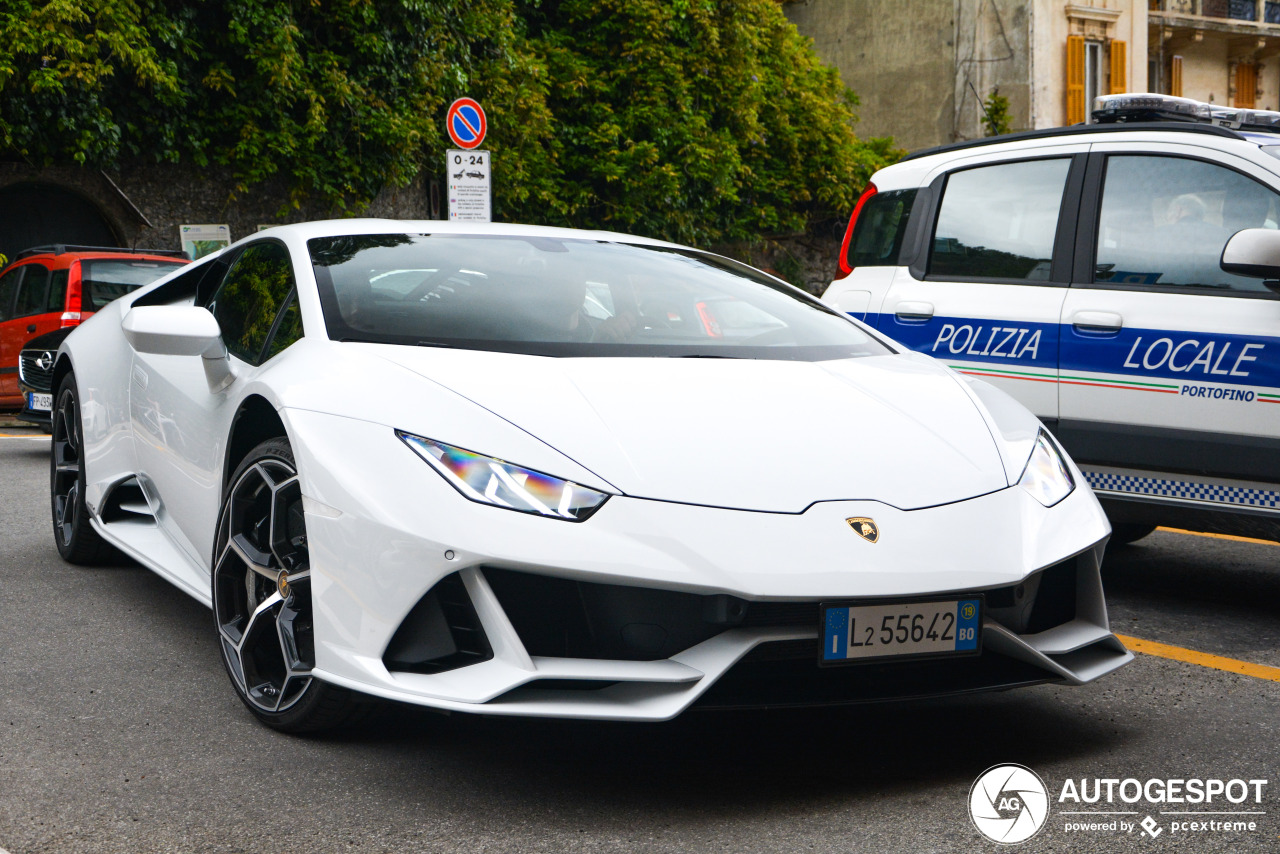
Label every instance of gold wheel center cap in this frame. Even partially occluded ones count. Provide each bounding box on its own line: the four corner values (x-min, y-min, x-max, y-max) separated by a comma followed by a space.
277, 571, 290, 598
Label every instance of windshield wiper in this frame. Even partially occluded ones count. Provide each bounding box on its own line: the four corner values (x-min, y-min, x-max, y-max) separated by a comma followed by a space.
675, 353, 741, 359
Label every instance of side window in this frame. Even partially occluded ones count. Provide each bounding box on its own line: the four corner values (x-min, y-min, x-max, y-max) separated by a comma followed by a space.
46, 270, 68, 313
133, 259, 217, 308
14, 264, 49, 318
263, 291, 303, 361
1095, 155, 1280, 294
929, 158, 1072, 282
847, 189, 918, 269
0, 267, 22, 321
207, 242, 297, 365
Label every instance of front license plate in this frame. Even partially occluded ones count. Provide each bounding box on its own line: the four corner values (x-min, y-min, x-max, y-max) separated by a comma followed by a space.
27, 392, 52, 412
820, 598, 981, 664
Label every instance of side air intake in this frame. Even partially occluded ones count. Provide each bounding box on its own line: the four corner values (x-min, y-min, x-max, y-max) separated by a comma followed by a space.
383, 573, 493, 674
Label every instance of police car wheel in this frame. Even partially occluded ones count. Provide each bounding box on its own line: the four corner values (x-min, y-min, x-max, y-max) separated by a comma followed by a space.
1110, 524, 1157, 546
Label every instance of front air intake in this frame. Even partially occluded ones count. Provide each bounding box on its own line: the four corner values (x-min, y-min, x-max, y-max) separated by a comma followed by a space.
383, 573, 492, 673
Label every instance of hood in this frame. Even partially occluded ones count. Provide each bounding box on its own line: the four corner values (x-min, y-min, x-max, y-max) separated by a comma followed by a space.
357, 345, 1009, 513
22, 327, 74, 352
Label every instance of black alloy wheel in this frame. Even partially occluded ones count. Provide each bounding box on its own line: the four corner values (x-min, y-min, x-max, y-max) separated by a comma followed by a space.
212, 437, 371, 732
50, 373, 116, 564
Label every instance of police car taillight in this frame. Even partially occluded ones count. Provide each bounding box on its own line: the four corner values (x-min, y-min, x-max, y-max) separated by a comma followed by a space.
1091, 93, 1211, 124
836, 182, 877, 280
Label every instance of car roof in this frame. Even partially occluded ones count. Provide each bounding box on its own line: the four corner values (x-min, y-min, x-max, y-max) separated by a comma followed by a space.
245, 219, 687, 251
4, 245, 188, 273
901, 120, 1271, 163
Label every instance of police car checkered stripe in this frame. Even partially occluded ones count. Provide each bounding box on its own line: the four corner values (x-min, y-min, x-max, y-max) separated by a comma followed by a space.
1084, 471, 1280, 508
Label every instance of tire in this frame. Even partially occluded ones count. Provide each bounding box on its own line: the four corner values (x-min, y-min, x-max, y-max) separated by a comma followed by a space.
212, 437, 374, 733
1109, 523, 1157, 546
50, 374, 117, 565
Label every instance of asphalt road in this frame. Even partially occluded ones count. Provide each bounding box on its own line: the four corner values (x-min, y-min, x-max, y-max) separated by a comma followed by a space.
2, 427, 1279, 853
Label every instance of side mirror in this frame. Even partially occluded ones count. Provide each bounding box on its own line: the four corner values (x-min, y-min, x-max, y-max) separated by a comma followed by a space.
1221, 228, 1280, 293
122, 306, 234, 392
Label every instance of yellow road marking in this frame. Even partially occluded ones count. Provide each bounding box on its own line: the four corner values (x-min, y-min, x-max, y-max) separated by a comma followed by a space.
1156, 526, 1279, 547
1114, 634, 1280, 683
0, 433, 48, 439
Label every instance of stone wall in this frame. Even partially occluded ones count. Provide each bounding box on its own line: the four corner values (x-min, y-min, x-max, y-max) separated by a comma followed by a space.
3, 159, 845, 296
109, 163, 436, 252
719, 223, 846, 296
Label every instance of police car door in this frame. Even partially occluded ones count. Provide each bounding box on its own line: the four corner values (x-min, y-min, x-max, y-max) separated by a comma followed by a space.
875, 146, 1089, 421
1059, 141, 1280, 497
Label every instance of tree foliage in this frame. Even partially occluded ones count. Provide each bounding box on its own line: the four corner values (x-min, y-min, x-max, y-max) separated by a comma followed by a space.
0, 0, 898, 245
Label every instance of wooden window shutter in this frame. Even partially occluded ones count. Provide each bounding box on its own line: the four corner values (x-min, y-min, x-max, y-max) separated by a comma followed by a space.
1237, 63, 1257, 109
1171, 55, 1183, 97
1110, 41, 1127, 94
1067, 35, 1086, 123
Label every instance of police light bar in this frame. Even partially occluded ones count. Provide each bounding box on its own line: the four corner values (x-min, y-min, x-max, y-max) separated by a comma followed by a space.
1209, 106, 1280, 130
1091, 93, 1210, 124
1091, 93, 1280, 133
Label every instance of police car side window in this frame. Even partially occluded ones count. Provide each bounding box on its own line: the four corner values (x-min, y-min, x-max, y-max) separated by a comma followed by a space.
1095, 155, 1280, 294
929, 159, 1071, 282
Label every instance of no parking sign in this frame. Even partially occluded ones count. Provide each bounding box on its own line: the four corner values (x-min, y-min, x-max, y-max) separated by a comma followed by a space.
446, 98, 487, 149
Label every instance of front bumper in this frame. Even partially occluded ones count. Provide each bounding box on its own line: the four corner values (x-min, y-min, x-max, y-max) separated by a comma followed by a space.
16, 406, 51, 429
16, 378, 52, 428
286, 409, 1131, 721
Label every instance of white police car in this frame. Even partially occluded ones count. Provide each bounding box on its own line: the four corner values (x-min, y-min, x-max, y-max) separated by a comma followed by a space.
823, 94, 1280, 544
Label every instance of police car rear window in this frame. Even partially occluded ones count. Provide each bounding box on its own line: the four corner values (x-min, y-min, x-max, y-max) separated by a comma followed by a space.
846, 189, 917, 269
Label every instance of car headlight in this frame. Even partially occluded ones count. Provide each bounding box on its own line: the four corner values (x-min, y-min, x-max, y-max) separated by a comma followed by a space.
397, 431, 611, 521
1019, 430, 1075, 507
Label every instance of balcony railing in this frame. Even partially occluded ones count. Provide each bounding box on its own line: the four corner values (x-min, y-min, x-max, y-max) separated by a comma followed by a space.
1152, 0, 1280, 21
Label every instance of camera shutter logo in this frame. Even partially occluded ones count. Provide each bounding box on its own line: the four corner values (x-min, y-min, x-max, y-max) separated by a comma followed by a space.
969, 764, 1050, 844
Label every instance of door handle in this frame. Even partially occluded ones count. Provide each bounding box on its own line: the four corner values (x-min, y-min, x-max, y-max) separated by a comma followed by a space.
26, 324, 36, 333
894, 301, 935, 321
1070, 310, 1123, 332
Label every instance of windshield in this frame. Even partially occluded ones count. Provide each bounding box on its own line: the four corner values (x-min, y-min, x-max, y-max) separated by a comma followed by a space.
81, 259, 187, 311
308, 234, 889, 360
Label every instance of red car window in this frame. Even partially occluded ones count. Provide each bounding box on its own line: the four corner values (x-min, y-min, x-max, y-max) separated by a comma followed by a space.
14, 264, 50, 318
80, 259, 186, 311
45, 269, 68, 313
0, 267, 20, 321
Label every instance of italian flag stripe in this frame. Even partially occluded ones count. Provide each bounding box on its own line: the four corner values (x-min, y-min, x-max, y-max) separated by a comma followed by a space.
953, 366, 1179, 393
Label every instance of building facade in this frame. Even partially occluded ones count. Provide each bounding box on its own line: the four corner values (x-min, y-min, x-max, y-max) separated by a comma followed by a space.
785, 0, 1280, 152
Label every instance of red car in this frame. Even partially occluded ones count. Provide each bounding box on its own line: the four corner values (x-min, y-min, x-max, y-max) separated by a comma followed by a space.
0, 245, 188, 411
